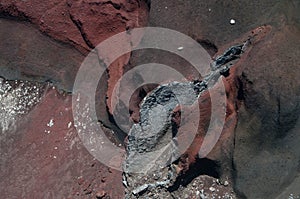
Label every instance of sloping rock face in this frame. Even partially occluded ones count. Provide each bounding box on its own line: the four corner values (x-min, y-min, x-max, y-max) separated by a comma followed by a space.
0, 0, 149, 116
233, 25, 300, 198
148, 0, 299, 47
0, 0, 149, 198
122, 37, 261, 198
0, 83, 125, 198
0, 19, 84, 91
124, 1, 300, 198
0, 0, 149, 53
0, 0, 299, 198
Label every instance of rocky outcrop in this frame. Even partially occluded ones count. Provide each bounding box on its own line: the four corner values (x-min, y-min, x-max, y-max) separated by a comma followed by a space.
0, 0, 149, 54
131, 1, 300, 198
122, 38, 256, 198
0, 1, 149, 198
0, 83, 125, 198
0, 0, 149, 118
0, 19, 85, 91
1, 0, 299, 198
0, 0, 150, 141
233, 24, 300, 198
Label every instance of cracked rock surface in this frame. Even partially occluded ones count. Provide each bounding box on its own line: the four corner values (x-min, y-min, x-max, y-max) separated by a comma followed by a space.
123, 40, 252, 198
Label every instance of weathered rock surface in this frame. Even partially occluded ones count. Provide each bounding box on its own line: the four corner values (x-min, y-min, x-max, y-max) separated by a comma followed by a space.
233, 24, 300, 198
0, 0, 149, 198
125, 1, 300, 198
0, 84, 124, 198
123, 39, 253, 198
0, 0, 299, 198
0, 0, 149, 54
0, 19, 84, 91
148, 0, 299, 47
0, 0, 150, 118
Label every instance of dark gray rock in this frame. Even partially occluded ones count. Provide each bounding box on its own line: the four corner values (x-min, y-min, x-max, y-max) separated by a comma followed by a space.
123, 41, 249, 198
233, 25, 300, 198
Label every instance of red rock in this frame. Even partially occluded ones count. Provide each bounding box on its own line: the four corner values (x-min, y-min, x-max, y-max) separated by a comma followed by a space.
0, 0, 150, 141
96, 190, 107, 198
0, 0, 149, 55
0, 87, 125, 198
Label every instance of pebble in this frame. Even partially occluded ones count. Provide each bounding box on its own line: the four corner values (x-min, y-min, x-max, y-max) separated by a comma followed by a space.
177, 46, 184, 51
96, 190, 106, 198
224, 180, 229, 186
47, 119, 54, 127
230, 19, 236, 25
209, 187, 216, 192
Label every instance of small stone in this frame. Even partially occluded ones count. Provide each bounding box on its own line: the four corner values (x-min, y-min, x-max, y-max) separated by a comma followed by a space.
96, 190, 106, 198
209, 187, 216, 192
101, 177, 106, 182
77, 176, 84, 185
230, 19, 236, 25
224, 180, 229, 186
47, 118, 54, 127
200, 189, 206, 199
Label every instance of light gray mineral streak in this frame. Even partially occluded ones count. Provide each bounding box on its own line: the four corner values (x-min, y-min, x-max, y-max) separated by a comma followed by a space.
0, 79, 44, 134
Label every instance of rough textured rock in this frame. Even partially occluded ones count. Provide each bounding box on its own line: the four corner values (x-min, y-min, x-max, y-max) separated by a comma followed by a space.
123, 39, 254, 198
148, 0, 299, 47
233, 24, 300, 198
0, 85, 124, 199
0, 0, 149, 54
0, 0, 150, 140
0, 0, 89, 53
1, 0, 299, 198
0, 78, 45, 133
0, 0, 150, 117
124, 1, 300, 198
0, 19, 84, 91
0, 1, 149, 198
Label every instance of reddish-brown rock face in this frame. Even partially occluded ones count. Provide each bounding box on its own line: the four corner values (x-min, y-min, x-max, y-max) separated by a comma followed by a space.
0, 0, 149, 198
0, 0, 149, 116
1, 0, 299, 198
0, 85, 124, 198
0, 0, 149, 54
0, 0, 89, 53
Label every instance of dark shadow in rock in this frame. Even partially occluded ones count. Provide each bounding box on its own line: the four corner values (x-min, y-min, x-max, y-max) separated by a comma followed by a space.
168, 158, 220, 192
197, 39, 218, 57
